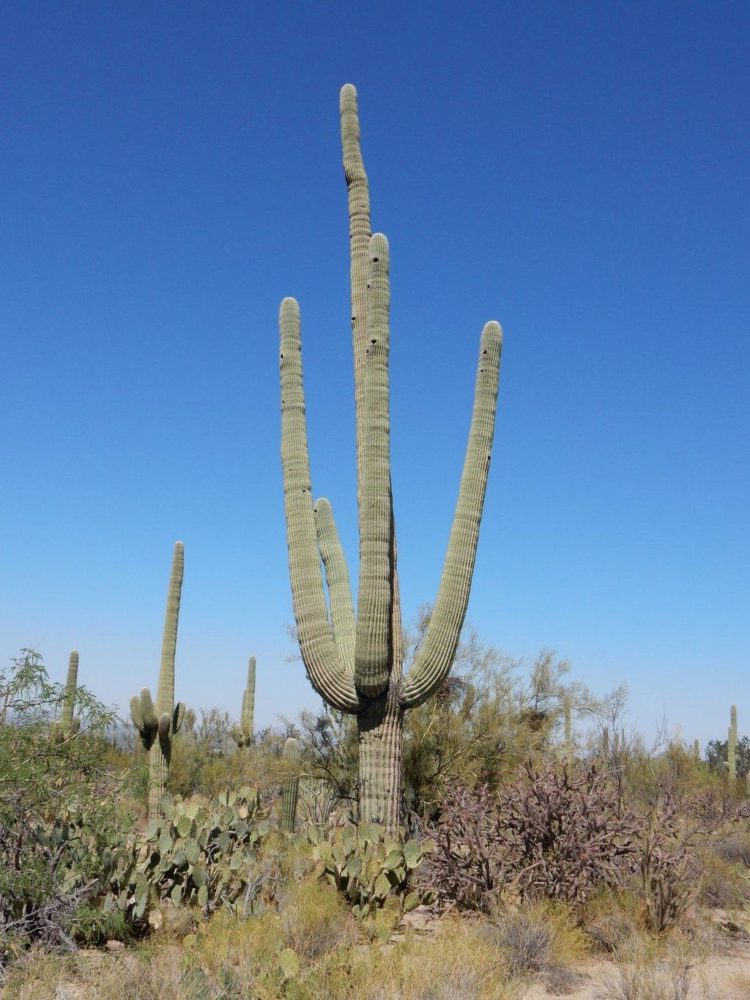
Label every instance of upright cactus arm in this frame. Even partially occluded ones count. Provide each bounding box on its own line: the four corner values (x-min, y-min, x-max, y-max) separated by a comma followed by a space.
156, 541, 184, 717
280, 297, 361, 713
340, 82, 372, 494
354, 234, 393, 697
399, 321, 503, 708
314, 500, 356, 673
130, 687, 158, 749
61, 650, 79, 735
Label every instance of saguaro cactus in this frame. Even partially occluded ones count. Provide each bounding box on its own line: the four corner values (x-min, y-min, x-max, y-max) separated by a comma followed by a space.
280, 736, 301, 833
60, 650, 81, 737
279, 85, 502, 829
693, 739, 700, 762
728, 704, 737, 782
231, 656, 256, 749
130, 541, 186, 818
563, 696, 572, 759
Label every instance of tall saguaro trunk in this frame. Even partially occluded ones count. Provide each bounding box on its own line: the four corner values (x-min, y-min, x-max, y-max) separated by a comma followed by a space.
279, 85, 503, 830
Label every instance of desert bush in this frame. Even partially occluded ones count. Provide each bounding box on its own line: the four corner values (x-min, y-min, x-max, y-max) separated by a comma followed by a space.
423, 762, 636, 912
0, 650, 127, 961
279, 875, 355, 961
482, 907, 552, 974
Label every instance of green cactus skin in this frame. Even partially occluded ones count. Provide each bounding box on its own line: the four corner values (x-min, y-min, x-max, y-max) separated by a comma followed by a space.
279, 85, 502, 830
60, 650, 81, 738
280, 737, 300, 833
130, 541, 186, 818
693, 739, 700, 762
231, 656, 256, 749
728, 704, 737, 782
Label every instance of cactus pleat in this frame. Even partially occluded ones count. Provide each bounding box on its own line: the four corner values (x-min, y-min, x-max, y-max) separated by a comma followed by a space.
130, 541, 186, 818
60, 650, 80, 737
279, 85, 502, 829
280, 737, 300, 833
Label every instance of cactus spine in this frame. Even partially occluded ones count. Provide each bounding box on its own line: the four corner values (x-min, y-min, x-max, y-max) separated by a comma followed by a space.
130, 542, 186, 818
60, 650, 80, 737
231, 656, 256, 749
280, 737, 300, 833
279, 85, 502, 830
728, 704, 737, 782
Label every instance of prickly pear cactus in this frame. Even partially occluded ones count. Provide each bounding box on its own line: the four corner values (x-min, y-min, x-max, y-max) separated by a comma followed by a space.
231, 656, 256, 750
130, 542, 186, 818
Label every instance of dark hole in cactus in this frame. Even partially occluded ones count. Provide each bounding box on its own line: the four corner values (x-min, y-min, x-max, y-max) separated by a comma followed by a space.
372, 256, 379, 262
371, 339, 377, 344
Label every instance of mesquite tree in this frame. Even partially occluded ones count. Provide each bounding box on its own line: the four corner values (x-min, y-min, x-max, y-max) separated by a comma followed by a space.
279, 85, 503, 829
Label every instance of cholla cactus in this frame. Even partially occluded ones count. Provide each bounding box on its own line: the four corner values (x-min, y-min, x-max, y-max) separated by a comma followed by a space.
280, 737, 301, 833
130, 541, 186, 818
231, 656, 256, 750
728, 704, 737, 782
61, 650, 81, 737
279, 85, 502, 829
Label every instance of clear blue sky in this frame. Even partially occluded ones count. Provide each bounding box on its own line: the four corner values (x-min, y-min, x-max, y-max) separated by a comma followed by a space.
2, 1, 748, 745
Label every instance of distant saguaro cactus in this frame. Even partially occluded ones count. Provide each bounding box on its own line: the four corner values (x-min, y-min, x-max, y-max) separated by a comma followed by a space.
728, 704, 737, 782
602, 727, 610, 759
60, 650, 81, 738
280, 737, 300, 833
563, 697, 572, 759
130, 542, 186, 818
693, 739, 700, 762
279, 85, 502, 830
231, 656, 256, 750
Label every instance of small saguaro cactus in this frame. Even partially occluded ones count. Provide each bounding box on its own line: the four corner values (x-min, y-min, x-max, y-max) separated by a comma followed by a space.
728, 704, 738, 782
231, 656, 256, 749
60, 650, 81, 738
280, 737, 301, 833
130, 541, 186, 818
279, 85, 502, 830
693, 739, 700, 762
602, 726, 610, 759
563, 696, 572, 759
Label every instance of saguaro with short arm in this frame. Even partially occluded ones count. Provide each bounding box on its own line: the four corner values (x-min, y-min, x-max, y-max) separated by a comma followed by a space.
279, 85, 503, 829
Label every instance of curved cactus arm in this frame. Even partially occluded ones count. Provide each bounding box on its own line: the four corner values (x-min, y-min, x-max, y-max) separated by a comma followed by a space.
156, 541, 183, 716
340, 83, 372, 499
173, 701, 185, 734
314, 499, 356, 674
61, 650, 79, 735
399, 321, 503, 708
280, 297, 361, 713
131, 688, 158, 749
354, 234, 393, 697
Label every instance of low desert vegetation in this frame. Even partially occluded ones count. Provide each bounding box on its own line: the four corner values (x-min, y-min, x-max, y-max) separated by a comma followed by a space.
2, 642, 750, 999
